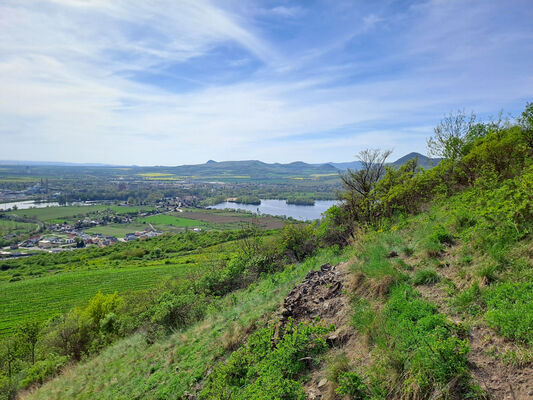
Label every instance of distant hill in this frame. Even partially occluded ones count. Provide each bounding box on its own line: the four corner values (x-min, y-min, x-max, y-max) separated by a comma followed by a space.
0, 153, 439, 178
389, 152, 441, 169
328, 152, 440, 171
159, 160, 339, 179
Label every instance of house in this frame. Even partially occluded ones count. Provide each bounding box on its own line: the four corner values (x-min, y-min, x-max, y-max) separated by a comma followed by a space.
38, 240, 52, 249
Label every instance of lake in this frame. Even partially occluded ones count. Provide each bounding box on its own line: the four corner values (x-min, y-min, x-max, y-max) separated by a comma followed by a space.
208, 199, 337, 221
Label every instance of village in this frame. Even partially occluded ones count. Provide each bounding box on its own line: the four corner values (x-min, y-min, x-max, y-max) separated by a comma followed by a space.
3, 226, 164, 256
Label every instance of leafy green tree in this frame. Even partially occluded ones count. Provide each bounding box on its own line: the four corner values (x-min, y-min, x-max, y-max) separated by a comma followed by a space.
18, 321, 41, 365
518, 102, 533, 149
427, 110, 476, 161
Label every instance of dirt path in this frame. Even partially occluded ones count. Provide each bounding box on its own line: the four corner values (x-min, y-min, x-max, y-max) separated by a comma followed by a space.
275, 261, 365, 400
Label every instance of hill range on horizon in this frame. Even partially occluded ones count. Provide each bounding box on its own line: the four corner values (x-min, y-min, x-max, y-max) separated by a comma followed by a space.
0, 152, 440, 171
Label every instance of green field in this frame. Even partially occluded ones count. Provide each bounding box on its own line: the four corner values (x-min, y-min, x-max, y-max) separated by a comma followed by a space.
7, 205, 153, 223
85, 223, 150, 237
140, 214, 207, 228
0, 263, 193, 336
7, 205, 108, 222
0, 219, 39, 236
0, 232, 242, 336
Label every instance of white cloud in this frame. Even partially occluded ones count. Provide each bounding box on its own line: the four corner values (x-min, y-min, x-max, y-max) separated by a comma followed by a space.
0, 0, 532, 165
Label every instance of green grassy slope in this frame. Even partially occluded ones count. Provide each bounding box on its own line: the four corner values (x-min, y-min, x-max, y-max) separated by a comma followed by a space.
24, 248, 352, 400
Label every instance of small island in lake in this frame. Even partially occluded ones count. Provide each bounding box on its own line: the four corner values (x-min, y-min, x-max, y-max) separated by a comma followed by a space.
286, 197, 315, 206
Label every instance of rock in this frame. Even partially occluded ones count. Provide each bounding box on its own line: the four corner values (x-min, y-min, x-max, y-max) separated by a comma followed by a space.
387, 251, 398, 258
318, 378, 328, 388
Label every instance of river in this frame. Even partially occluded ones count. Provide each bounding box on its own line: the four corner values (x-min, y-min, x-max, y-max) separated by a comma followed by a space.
0, 200, 100, 211
208, 199, 337, 221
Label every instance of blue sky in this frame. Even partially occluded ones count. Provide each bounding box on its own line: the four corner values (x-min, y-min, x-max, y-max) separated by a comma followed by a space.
1, 0, 532, 165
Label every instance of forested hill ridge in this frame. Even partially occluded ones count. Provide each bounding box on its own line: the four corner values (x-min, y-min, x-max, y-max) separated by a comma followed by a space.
4, 104, 533, 400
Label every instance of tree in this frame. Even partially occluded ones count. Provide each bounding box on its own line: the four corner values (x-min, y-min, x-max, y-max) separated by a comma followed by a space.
518, 102, 533, 150
427, 110, 476, 161
18, 321, 41, 365
341, 149, 392, 197
340, 149, 392, 224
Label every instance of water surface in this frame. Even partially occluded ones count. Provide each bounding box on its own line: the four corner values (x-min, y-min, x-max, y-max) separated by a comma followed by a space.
209, 199, 337, 221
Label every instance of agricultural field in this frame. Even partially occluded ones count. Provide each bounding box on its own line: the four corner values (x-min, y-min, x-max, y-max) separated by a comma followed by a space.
177, 209, 286, 230
6, 205, 108, 222
140, 214, 208, 228
0, 233, 243, 336
0, 219, 39, 237
6, 205, 153, 223
0, 264, 188, 336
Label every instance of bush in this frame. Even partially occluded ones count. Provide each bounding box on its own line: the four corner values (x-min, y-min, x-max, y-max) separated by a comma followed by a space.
280, 224, 317, 262
149, 291, 206, 332
19, 354, 68, 389
318, 205, 353, 247
335, 371, 368, 399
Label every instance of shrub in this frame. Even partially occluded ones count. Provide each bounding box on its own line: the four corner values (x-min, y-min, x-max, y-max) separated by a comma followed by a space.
335, 371, 368, 399
280, 224, 317, 262
19, 354, 68, 389
318, 205, 353, 247
149, 291, 206, 332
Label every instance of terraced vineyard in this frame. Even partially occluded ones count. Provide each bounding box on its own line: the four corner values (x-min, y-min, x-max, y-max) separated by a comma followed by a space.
0, 264, 189, 335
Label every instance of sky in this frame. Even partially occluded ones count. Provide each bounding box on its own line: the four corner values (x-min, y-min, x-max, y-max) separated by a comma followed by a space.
1, 0, 532, 166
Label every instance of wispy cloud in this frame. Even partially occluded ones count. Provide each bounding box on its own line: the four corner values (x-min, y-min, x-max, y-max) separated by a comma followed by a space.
0, 0, 532, 165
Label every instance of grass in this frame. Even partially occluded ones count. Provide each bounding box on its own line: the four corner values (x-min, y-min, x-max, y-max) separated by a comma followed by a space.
0, 219, 39, 236
412, 268, 440, 285
484, 282, 533, 345
25, 247, 353, 400
140, 214, 208, 228
7, 205, 110, 222
0, 263, 193, 336
7, 205, 153, 223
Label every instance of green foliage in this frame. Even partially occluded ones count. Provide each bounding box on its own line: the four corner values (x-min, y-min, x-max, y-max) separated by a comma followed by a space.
280, 224, 317, 261
199, 321, 333, 400
484, 282, 533, 345
149, 291, 206, 333
453, 282, 484, 316
317, 205, 353, 247
286, 197, 315, 206
369, 285, 472, 398
19, 354, 68, 389
413, 268, 440, 285
335, 371, 368, 399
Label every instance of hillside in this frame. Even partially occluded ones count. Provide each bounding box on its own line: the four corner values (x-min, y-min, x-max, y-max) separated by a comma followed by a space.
3, 104, 533, 400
